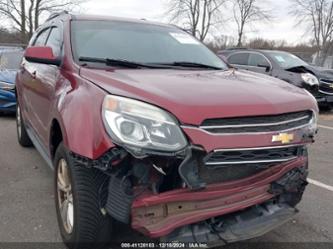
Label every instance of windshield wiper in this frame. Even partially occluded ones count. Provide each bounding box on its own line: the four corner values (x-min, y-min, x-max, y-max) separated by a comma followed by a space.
79, 57, 167, 69
154, 61, 223, 70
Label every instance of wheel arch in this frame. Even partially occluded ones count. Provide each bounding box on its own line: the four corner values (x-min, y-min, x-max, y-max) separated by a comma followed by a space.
50, 118, 64, 160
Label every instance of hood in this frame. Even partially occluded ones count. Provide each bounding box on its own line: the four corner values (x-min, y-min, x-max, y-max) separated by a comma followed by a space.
0, 70, 17, 84
80, 68, 318, 126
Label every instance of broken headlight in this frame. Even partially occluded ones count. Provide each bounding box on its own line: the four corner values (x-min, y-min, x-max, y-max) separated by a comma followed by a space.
102, 95, 188, 153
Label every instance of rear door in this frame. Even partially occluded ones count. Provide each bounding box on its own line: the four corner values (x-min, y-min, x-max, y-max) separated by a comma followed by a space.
33, 26, 63, 144
20, 27, 51, 142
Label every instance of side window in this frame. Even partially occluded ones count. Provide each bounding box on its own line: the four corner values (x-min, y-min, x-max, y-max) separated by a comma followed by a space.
228, 53, 249, 65
33, 29, 51, 46
248, 53, 270, 67
46, 27, 62, 57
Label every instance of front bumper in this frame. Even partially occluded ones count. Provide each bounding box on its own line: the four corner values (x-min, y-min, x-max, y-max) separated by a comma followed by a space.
99, 109, 315, 243
311, 81, 333, 105
162, 202, 297, 247
131, 157, 307, 238
0, 89, 16, 112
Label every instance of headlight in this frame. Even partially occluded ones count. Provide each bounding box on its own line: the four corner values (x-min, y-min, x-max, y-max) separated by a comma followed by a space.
102, 95, 188, 154
309, 110, 318, 133
0, 81, 15, 91
301, 73, 319, 86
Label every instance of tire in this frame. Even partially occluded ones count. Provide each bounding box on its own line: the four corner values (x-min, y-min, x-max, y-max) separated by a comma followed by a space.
54, 143, 113, 249
16, 103, 33, 147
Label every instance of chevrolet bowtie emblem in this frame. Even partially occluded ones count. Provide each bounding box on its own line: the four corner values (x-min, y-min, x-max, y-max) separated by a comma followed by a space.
272, 133, 294, 144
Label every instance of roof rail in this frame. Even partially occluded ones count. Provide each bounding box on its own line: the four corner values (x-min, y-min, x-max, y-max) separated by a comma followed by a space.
45, 11, 69, 22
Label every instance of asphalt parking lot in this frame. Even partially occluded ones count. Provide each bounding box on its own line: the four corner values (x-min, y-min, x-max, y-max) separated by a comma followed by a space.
0, 111, 332, 247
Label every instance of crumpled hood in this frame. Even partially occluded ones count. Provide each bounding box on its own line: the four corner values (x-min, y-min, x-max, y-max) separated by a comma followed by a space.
286, 64, 333, 80
80, 68, 318, 125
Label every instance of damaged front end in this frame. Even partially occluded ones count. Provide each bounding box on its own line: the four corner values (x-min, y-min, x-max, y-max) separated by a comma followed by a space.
89, 95, 317, 246
73, 143, 309, 246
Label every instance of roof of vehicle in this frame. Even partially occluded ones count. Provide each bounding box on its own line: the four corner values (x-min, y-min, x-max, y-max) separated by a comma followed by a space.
46, 11, 173, 28
219, 48, 292, 54
76, 14, 170, 26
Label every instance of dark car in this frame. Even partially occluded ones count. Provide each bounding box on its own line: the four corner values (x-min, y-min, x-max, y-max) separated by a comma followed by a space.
218, 49, 333, 108
0, 48, 24, 113
16, 13, 318, 248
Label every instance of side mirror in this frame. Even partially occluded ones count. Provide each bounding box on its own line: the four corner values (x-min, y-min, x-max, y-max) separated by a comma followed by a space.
257, 64, 271, 72
24, 46, 61, 66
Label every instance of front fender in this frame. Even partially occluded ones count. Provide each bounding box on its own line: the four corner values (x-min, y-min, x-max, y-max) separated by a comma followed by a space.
57, 76, 115, 160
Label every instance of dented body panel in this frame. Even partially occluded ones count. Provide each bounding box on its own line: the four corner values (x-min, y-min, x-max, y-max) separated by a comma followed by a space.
131, 158, 307, 237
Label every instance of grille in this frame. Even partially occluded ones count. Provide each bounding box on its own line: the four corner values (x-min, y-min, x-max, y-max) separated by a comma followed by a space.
200, 146, 303, 184
199, 164, 265, 184
200, 111, 313, 134
319, 79, 333, 95
205, 146, 301, 167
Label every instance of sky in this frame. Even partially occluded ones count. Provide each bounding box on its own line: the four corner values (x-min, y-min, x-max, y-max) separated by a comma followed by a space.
80, 0, 310, 45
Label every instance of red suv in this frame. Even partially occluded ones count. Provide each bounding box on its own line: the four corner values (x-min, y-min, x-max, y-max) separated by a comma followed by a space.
16, 12, 318, 248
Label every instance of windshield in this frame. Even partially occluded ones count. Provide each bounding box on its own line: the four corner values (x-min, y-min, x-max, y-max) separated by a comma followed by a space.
0, 50, 23, 70
71, 20, 227, 69
267, 51, 308, 69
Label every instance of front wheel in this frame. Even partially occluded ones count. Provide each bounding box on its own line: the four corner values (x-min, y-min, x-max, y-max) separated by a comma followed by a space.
54, 143, 113, 249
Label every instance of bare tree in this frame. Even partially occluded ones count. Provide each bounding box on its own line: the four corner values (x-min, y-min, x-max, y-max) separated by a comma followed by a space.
232, 0, 271, 47
292, 0, 333, 66
0, 0, 86, 43
166, 0, 226, 41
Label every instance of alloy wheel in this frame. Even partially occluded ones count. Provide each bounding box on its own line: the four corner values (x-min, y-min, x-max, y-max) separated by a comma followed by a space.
57, 159, 74, 234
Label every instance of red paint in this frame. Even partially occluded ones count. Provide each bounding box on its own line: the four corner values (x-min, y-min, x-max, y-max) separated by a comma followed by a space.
24, 46, 57, 61
80, 68, 318, 126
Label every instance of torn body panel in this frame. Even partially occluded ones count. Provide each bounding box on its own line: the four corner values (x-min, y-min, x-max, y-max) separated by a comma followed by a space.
73, 110, 313, 245
161, 202, 297, 247
131, 157, 307, 238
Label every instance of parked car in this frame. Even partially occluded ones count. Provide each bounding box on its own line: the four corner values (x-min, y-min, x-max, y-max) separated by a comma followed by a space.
0, 48, 23, 113
16, 12, 318, 249
218, 48, 333, 109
